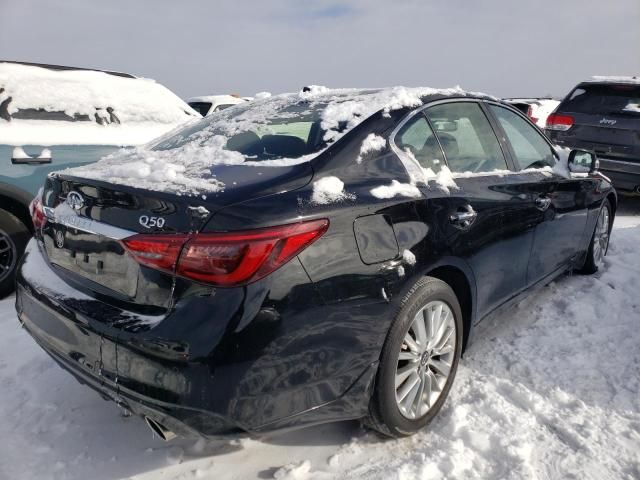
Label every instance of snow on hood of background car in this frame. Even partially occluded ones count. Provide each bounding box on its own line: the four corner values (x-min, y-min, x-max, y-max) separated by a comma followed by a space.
0, 62, 199, 146
62, 85, 485, 196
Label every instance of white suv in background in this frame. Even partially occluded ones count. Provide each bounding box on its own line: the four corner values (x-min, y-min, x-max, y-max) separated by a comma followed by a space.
187, 95, 251, 116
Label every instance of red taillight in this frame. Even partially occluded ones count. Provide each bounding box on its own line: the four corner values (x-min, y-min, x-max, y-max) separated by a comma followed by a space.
546, 113, 574, 131
29, 195, 46, 230
121, 219, 329, 287
121, 234, 190, 273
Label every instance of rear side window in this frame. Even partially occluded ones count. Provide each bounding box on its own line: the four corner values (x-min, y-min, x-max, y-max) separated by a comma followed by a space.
490, 105, 555, 170
561, 84, 640, 115
424, 102, 507, 173
188, 102, 212, 116
395, 114, 445, 172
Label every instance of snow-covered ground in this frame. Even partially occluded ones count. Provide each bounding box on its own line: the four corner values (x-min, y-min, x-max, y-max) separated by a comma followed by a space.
1, 198, 639, 480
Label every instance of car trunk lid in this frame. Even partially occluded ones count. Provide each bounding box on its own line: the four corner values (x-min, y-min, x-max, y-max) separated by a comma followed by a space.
39, 162, 313, 304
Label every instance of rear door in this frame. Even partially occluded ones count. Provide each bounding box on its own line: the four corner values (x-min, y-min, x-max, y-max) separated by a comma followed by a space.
414, 100, 537, 315
487, 103, 591, 284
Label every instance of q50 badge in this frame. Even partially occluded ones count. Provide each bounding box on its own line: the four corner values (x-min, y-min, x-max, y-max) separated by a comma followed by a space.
139, 215, 165, 229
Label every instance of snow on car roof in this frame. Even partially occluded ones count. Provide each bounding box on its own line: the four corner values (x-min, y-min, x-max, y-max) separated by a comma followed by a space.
187, 95, 248, 104
585, 76, 640, 85
0, 62, 199, 146
61, 85, 488, 196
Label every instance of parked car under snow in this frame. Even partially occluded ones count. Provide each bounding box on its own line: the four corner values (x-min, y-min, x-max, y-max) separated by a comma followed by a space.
0, 61, 200, 296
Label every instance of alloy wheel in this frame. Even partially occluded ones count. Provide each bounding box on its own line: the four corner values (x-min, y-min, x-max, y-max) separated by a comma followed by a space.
395, 300, 457, 420
592, 207, 610, 267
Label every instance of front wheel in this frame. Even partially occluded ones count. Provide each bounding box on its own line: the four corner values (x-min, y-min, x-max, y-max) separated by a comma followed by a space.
366, 277, 463, 438
579, 199, 612, 274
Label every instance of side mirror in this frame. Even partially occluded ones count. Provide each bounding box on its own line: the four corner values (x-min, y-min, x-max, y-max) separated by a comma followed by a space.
568, 149, 598, 174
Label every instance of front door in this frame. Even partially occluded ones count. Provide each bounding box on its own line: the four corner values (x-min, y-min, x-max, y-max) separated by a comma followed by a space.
416, 100, 537, 316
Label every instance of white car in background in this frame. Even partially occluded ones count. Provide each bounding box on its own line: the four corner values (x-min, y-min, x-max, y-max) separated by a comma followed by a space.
187, 94, 251, 116
503, 98, 560, 128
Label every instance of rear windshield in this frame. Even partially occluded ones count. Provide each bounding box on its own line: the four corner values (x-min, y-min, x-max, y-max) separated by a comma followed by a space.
561, 84, 640, 115
152, 100, 333, 161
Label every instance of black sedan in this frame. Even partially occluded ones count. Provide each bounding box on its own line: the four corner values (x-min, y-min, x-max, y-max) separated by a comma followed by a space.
15, 87, 615, 440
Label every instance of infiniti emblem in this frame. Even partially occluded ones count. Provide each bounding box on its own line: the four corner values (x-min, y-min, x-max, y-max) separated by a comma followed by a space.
66, 191, 84, 210
54, 230, 64, 249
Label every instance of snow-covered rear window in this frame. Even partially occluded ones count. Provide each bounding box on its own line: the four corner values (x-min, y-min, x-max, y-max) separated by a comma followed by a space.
152, 100, 332, 161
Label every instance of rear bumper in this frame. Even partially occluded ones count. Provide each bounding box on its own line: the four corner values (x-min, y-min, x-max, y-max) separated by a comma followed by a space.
15, 239, 381, 437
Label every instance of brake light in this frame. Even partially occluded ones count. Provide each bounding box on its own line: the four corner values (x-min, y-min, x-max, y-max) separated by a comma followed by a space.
546, 113, 574, 131
121, 219, 329, 287
29, 195, 46, 230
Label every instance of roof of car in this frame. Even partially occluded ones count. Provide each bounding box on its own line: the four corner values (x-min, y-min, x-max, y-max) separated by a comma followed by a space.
0, 60, 136, 79
583, 76, 640, 86
187, 95, 248, 104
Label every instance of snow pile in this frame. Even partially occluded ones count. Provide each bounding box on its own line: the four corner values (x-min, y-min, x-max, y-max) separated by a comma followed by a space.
370, 180, 422, 199
311, 176, 355, 204
402, 249, 416, 265
424, 165, 459, 193
65, 135, 241, 194
254, 92, 272, 99
0, 63, 198, 146
273, 460, 311, 479
0, 206, 639, 479
589, 75, 640, 85
357, 133, 386, 163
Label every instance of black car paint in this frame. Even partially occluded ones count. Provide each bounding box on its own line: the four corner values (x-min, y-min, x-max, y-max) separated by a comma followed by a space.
15, 95, 615, 438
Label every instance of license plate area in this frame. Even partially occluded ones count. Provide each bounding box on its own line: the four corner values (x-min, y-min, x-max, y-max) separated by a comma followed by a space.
43, 224, 139, 298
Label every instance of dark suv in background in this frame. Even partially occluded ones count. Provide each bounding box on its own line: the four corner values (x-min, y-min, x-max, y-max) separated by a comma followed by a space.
545, 77, 640, 193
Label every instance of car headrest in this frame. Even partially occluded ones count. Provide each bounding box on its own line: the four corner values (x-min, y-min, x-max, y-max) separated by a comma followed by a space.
226, 131, 263, 157
261, 134, 307, 158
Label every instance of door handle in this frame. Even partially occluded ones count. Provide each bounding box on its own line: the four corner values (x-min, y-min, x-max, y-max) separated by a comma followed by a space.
449, 206, 477, 228
535, 196, 552, 211
11, 157, 52, 165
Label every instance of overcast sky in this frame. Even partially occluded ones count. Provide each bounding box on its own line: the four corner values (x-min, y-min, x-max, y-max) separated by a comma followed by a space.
1, 0, 638, 100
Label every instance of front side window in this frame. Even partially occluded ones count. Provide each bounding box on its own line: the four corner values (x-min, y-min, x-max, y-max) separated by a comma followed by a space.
490, 105, 555, 170
395, 114, 445, 172
424, 102, 507, 173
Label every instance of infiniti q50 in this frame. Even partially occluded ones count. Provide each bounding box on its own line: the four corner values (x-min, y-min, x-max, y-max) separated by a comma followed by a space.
15, 87, 615, 439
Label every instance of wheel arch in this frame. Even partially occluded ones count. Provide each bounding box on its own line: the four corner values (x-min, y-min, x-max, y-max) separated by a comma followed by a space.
606, 191, 617, 224
0, 183, 33, 233
421, 259, 477, 353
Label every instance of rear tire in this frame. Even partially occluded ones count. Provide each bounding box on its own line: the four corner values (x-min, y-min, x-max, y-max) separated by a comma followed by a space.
0, 209, 30, 298
579, 199, 611, 275
366, 277, 463, 438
